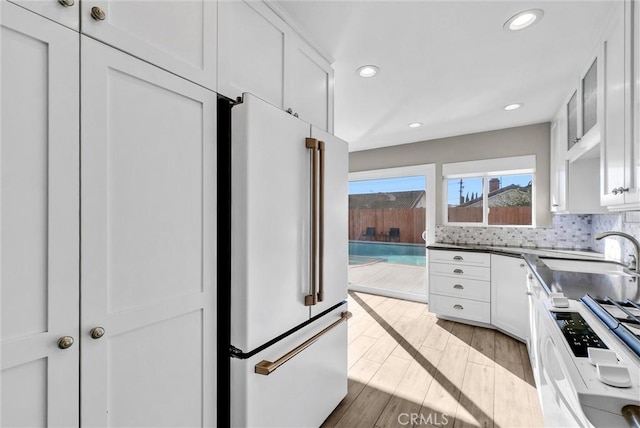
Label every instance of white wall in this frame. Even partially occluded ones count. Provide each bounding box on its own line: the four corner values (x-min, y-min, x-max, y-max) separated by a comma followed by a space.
349, 123, 552, 226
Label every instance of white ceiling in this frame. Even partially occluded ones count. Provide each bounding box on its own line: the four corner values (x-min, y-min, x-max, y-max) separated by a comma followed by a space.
274, 0, 616, 152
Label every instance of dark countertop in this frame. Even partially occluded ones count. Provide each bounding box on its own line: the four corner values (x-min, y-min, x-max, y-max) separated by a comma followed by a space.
427, 242, 605, 260
523, 254, 640, 302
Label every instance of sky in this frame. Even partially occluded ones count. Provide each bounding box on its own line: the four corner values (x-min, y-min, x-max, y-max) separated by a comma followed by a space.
348, 175, 425, 194
348, 174, 532, 205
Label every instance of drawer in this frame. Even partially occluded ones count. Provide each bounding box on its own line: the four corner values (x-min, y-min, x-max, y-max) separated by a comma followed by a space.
429, 250, 490, 267
430, 262, 491, 281
429, 275, 490, 302
429, 294, 490, 324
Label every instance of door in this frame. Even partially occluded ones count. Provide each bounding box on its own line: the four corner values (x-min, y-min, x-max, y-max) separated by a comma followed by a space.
1, 3, 80, 426
287, 35, 333, 132
80, 0, 217, 90
8, 0, 79, 30
230, 93, 311, 352
309, 126, 348, 317
80, 36, 217, 427
217, 0, 287, 107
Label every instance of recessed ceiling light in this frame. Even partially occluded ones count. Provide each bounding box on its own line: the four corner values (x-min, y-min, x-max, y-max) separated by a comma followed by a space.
409, 122, 423, 128
504, 103, 523, 111
357, 65, 379, 78
504, 9, 544, 31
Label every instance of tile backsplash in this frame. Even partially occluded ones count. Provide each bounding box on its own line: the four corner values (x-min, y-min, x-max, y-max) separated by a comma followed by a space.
435, 212, 640, 263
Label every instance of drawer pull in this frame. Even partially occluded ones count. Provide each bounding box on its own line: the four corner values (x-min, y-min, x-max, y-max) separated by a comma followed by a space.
453, 255, 464, 261
453, 304, 464, 310
453, 269, 464, 274
453, 284, 464, 290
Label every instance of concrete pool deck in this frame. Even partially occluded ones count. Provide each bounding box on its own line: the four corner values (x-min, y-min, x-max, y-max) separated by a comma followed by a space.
348, 262, 426, 295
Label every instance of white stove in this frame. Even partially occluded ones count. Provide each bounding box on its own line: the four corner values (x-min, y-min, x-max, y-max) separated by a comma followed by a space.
532, 296, 640, 427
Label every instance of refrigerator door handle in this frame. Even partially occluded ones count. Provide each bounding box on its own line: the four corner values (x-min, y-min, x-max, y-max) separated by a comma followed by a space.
317, 140, 325, 303
254, 311, 352, 375
305, 138, 319, 306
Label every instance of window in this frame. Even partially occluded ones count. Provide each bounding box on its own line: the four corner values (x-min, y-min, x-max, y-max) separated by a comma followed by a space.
443, 156, 535, 226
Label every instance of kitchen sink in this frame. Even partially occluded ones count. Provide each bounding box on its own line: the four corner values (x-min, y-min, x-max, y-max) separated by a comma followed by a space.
541, 258, 630, 276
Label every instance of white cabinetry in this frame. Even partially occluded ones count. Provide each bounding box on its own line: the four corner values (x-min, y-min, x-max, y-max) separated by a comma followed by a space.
8, 0, 79, 30
2, 3, 217, 426
566, 47, 603, 162
1, 4, 79, 425
80, 0, 217, 90
428, 250, 491, 324
218, 0, 334, 132
490, 255, 529, 342
550, 106, 607, 214
80, 36, 217, 426
601, 0, 640, 210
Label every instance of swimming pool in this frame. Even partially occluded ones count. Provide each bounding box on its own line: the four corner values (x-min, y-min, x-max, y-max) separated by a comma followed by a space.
348, 241, 426, 266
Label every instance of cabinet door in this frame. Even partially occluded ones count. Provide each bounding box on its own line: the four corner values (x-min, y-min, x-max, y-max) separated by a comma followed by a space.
80, 36, 216, 427
601, 6, 629, 207
490, 255, 528, 341
286, 35, 334, 132
550, 112, 567, 212
1, 3, 79, 426
8, 0, 79, 30
81, 0, 216, 90
218, 0, 287, 107
567, 90, 578, 151
310, 126, 348, 317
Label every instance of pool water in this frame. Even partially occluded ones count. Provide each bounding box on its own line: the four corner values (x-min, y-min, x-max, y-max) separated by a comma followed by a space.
349, 241, 426, 266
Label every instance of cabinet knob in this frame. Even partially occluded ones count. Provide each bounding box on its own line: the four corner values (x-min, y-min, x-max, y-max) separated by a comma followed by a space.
520, 263, 525, 268
612, 188, 619, 195
286, 108, 293, 114
618, 187, 629, 193
57, 336, 74, 349
58, 0, 74, 7
453, 304, 464, 310
91, 6, 106, 21
453, 284, 464, 290
453, 268, 464, 274
453, 255, 463, 261
551, 204, 559, 207
90, 327, 105, 339
526, 291, 533, 296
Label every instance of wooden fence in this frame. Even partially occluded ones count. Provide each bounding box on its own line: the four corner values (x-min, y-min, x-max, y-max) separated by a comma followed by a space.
447, 206, 532, 225
349, 208, 426, 244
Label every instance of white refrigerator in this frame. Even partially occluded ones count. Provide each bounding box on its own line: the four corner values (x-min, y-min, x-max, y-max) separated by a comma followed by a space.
225, 93, 350, 427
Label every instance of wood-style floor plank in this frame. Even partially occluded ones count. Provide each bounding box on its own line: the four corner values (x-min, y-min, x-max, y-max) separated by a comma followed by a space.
324, 292, 544, 428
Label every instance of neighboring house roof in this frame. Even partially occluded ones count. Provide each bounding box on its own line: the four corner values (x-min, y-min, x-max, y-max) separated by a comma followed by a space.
461, 184, 531, 207
349, 190, 426, 209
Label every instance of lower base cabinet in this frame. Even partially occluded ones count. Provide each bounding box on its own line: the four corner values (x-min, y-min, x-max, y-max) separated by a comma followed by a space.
428, 250, 530, 342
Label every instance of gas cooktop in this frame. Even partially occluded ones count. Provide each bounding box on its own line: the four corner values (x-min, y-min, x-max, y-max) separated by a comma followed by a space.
581, 295, 640, 358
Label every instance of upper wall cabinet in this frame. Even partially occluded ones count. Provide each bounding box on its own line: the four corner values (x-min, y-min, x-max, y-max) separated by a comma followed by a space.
566, 47, 603, 162
550, 106, 607, 214
600, 0, 640, 210
80, 0, 217, 90
286, 34, 334, 133
218, 0, 334, 132
8, 0, 79, 30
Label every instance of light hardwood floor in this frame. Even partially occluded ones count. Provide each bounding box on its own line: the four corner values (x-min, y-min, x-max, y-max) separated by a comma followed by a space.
322, 291, 544, 428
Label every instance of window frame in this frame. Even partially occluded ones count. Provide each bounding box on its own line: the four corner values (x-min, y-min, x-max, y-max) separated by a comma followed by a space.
442, 156, 536, 228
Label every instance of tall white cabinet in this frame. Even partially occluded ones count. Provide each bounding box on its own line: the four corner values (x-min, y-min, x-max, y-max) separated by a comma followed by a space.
1, 1, 217, 426
1, 4, 80, 426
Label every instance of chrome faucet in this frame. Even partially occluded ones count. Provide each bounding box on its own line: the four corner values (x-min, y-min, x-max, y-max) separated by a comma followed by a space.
595, 231, 640, 272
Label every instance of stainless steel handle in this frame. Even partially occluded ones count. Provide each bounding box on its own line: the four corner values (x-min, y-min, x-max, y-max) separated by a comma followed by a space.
453, 268, 464, 274
622, 405, 640, 428
317, 141, 325, 303
57, 336, 74, 349
305, 138, 319, 306
453, 304, 464, 310
91, 6, 106, 21
618, 186, 629, 193
453, 255, 463, 261
453, 284, 464, 290
90, 327, 105, 339
255, 311, 352, 375
58, 0, 74, 7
